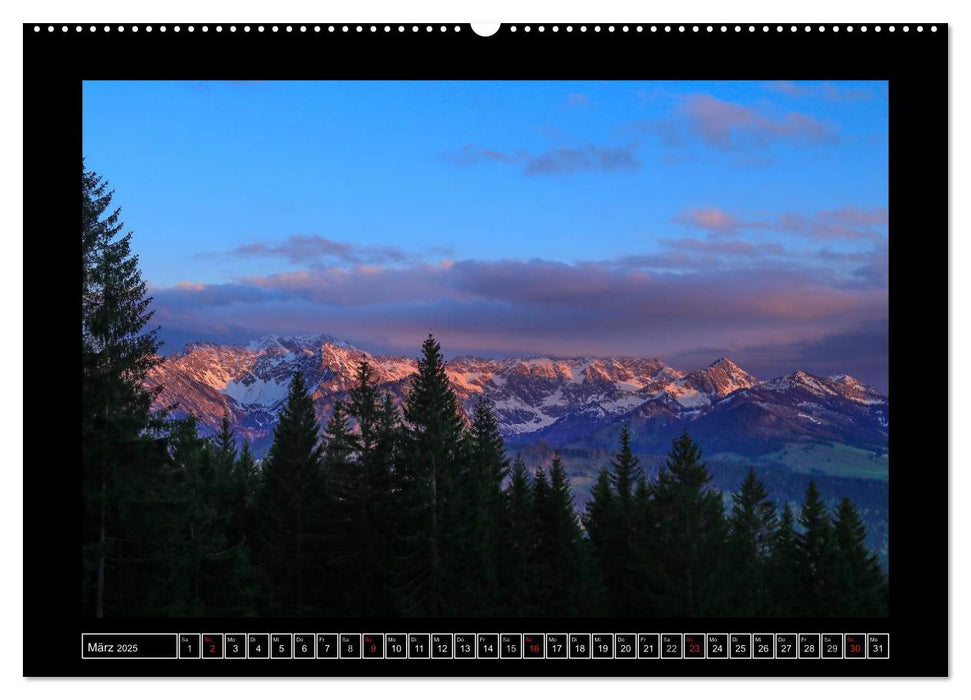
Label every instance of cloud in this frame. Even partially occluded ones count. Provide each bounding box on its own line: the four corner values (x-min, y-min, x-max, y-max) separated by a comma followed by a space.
671, 205, 888, 241
524, 144, 639, 175
818, 206, 888, 227
817, 245, 888, 289
442, 143, 640, 176
174, 281, 206, 291
672, 207, 742, 236
611, 252, 704, 270
234, 265, 457, 306
676, 94, 839, 149
764, 81, 876, 102
154, 253, 886, 368
634, 119, 687, 148
636, 94, 839, 153
661, 238, 786, 257
764, 81, 807, 97
224, 234, 411, 265
159, 258, 880, 321
774, 211, 883, 241
565, 93, 590, 107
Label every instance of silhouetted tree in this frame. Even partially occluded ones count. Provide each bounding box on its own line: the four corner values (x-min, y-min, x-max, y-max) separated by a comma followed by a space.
533, 454, 588, 615
831, 497, 888, 616
584, 425, 651, 615
256, 372, 323, 615
397, 334, 467, 615
726, 469, 779, 615
649, 431, 728, 616
767, 502, 802, 616
458, 397, 509, 614
344, 362, 399, 616
501, 455, 536, 615
81, 165, 163, 617
797, 481, 837, 616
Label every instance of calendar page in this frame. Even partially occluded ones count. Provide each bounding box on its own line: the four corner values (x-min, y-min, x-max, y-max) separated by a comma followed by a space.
22, 20, 946, 678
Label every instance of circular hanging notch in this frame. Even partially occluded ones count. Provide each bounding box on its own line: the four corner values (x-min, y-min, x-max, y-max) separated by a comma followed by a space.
471, 23, 501, 37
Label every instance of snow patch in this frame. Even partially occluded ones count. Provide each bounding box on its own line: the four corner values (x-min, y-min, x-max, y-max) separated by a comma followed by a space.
600, 394, 648, 413
672, 389, 711, 408
541, 388, 565, 408
223, 377, 291, 406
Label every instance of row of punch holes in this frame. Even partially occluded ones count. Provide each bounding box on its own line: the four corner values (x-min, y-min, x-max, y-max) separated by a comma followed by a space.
34, 24, 939, 35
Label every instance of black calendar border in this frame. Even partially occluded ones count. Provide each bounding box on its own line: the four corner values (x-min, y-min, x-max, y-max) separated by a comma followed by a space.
23, 22, 948, 678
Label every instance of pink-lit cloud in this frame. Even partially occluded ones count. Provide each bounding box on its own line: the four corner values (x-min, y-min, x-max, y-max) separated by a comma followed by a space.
672, 207, 743, 236
676, 94, 839, 149
671, 205, 887, 241
636, 94, 839, 153
154, 254, 886, 356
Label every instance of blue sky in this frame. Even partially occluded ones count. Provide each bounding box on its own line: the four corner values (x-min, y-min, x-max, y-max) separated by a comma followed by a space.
83, 80, 889, 388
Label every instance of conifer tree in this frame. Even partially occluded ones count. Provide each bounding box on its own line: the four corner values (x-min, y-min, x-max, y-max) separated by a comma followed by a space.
650, 430, 727, 616
501, 455, 536, 615
586, 425, 647, 616
726, 469, 779, 616
324, 400, 357, 463
211, 412, 238, 537
630, 473, 657, 616
214, 413, 237, 479
159, 415, 212, 615
460, 397, 509, 614
610, 425, 641, 505
226, 438, 261, 612
831, 497, 888, 616
348, 360, 380, 452
163, 415, 255, 616
370, 393, 402, 613
584, 468, 615, 560
81, 166, 163, 617
797, 481, 837, 616
375, 392, 404, 602
319, 399, 362, 615
766, 502, 801, 616
231, 438, 259, 539
345, 362, 398, 616
375, 394, 401, 467
398, 334, 467, 616
533, 454, 585, 616
256, 372, 323, 615
530, 466, 552, 614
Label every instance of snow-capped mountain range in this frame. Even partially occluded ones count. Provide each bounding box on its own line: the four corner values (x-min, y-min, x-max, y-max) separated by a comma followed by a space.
145, 333, 889, 457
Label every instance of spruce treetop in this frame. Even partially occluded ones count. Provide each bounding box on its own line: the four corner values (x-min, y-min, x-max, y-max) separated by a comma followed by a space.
610, 424, 641, 502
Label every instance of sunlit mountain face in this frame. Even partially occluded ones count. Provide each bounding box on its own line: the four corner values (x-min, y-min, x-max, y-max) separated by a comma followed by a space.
146, 333, 887, 458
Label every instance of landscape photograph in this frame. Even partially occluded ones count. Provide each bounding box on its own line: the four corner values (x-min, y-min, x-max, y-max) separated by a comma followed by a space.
82, 80, 889, 618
